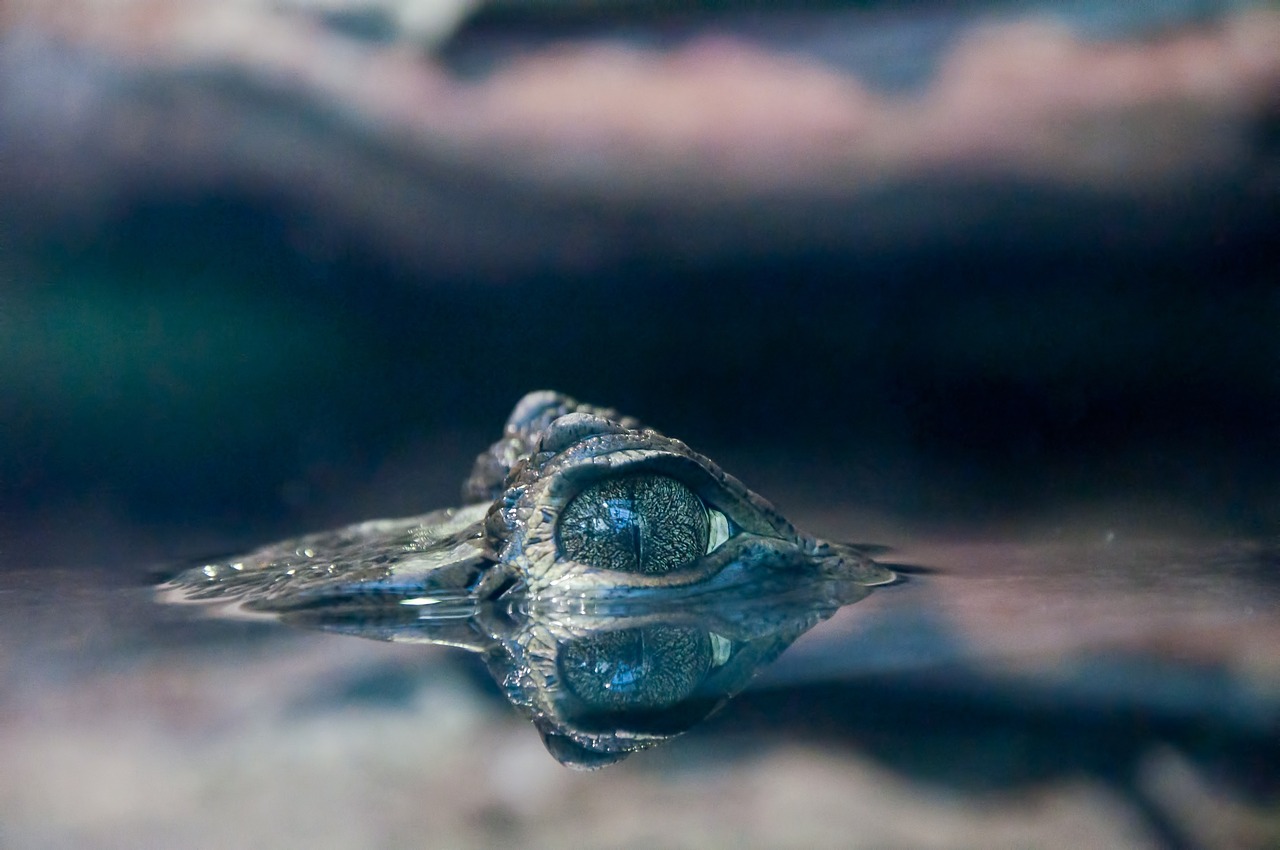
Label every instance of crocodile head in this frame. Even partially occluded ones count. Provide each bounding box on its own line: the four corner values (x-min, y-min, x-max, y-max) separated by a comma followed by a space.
164, 391, 895, 765
465, 390, 894, 601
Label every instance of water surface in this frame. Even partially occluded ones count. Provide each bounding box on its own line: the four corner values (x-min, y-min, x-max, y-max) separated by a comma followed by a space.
2, 525, 1275, 848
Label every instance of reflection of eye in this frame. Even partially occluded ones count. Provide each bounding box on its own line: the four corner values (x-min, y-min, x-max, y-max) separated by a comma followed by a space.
558, 626, 711, 711
557, 473, 729, 574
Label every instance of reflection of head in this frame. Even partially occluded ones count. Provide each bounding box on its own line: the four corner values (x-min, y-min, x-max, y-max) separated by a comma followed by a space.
480, 578, 874, 768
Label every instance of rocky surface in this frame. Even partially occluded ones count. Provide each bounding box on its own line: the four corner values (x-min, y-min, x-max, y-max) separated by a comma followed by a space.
4, 1, 1278, 274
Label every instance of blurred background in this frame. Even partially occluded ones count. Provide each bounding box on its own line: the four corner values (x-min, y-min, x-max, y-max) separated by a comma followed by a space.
3, 0, 1277, 566
0, 1, 1278, 847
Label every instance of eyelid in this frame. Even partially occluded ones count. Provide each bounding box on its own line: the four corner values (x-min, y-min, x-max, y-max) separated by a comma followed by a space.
706, 507, 730, 555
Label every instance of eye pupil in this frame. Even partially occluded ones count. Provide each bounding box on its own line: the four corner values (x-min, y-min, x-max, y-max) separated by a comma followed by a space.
557, 474, 709, 574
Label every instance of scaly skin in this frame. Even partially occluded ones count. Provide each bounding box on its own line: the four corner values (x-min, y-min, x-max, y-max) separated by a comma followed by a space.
164, 391, 894, 765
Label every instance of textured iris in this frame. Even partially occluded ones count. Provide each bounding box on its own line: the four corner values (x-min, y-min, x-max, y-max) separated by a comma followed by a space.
556, 474, 709, 574
559, 626, 712, 711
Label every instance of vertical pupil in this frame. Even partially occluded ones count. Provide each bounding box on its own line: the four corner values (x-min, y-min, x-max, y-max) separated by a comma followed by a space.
557, 474, 709, 574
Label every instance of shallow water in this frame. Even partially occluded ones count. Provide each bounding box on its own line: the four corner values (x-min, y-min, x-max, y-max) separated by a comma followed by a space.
2, 526, 1276, 849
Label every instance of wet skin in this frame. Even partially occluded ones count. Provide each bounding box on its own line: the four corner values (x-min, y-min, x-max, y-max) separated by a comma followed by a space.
164, 391, 894, 765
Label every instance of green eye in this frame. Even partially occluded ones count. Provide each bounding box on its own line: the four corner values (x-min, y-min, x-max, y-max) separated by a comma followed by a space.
556, 473, 711, 574
558, 626, 712, 711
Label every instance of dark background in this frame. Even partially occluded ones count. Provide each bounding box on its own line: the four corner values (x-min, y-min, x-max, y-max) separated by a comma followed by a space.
4, 185, 1276, 568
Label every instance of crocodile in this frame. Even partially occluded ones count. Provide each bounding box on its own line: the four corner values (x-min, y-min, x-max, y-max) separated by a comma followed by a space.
164, 391, 894, 766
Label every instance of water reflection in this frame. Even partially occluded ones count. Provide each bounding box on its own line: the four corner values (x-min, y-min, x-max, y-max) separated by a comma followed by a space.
161, 392, 894, 766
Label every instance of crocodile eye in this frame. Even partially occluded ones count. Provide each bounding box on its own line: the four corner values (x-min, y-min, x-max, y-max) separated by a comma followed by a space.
556, 473, 712, 574
558, 626, 712, 710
